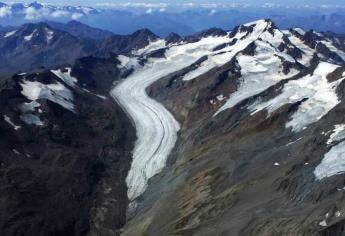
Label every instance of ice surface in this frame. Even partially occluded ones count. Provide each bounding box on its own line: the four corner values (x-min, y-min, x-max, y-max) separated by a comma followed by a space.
111, 33, 243, 200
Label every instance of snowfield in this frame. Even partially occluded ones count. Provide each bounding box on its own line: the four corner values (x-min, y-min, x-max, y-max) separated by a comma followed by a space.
250, 62, 344, 132
314, 141, 345, 180
20, 80, 74, 112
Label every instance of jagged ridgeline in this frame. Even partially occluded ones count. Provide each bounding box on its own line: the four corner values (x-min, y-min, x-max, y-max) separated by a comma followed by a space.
0, 19, 345, 236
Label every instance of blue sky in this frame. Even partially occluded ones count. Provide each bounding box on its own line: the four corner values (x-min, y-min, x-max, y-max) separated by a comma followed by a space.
3, 0, 345, 7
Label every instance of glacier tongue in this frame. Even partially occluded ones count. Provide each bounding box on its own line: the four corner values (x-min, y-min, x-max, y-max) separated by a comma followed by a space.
111, 34, 238, 200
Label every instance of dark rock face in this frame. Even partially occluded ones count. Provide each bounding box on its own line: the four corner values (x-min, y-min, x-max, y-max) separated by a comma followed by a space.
97, 29, 159, 56
165, 33, 182, 45
185, 28, 228, 43
0, 65, 135, 236
0, 23, 160, 78
47, 20, 114, 40
71, 55, 122, 93
0, 23, 98, 77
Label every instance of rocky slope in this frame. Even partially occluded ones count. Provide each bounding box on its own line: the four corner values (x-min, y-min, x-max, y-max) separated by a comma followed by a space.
111, 19, 345, 236
0, 59, 135, 236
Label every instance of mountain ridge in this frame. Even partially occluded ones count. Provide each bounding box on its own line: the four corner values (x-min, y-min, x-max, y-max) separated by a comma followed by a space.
1, 18, 345, 236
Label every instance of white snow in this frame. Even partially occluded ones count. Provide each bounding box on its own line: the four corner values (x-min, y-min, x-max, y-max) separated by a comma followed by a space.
320, 39, 345, 62
134, 39, 166, 56
45, 28, 54, 42
24, 30, 36, 41
314, 140, 345, 180
51, 68, 77, 87
20, 114, 44, 126
250, 62, 343, 132
3, 115, 21, 130
327, 124, 345, 145
117, 55, 139, 70
216, 94, 225, 101
183, 21, 283, 82
111, 32, 248, 200
20, 80, 74, 112
286, 33, 315, 66
4, 30, 17, 38
319, 220, 327, 227
215, 40, 298, 116
259, 28, 285, 48
335, 211, 342, 217
294, 28, 306, 36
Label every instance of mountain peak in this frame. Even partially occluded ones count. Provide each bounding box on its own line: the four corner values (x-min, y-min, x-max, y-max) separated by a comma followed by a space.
131, 28, 159, 40
165, 32, 182, 45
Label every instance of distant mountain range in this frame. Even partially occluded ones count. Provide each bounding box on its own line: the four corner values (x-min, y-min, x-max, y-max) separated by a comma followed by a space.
1, 18, 345, 79
1, 2, 345, 37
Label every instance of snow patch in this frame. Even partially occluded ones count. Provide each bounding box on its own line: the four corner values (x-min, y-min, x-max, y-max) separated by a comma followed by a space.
20, 80, 74, 112
327, 124, 345, 145
24, 30, 36, 41
294, 28, 306, 36
250, 62, 343, 132
117, 55, 139, 69
314, 140, 345, 180
319, 220, 327, 227
45, 28, 54, 42
51, 68, 77, 88
134, 39, 166, 56
4, 30, 16, 38
3, 115, 21, 130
